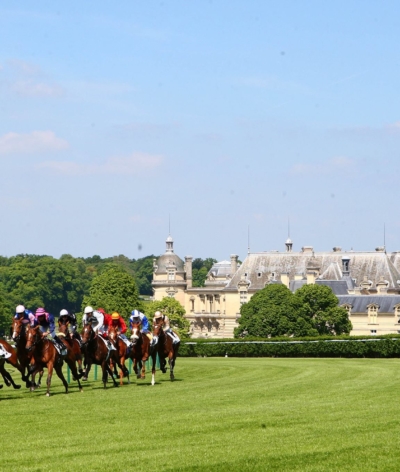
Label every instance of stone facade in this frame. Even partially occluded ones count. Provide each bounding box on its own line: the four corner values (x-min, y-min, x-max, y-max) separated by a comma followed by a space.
152, 236, 400, 338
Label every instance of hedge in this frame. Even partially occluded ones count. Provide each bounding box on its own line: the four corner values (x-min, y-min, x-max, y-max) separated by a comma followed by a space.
178, 337, 400, 358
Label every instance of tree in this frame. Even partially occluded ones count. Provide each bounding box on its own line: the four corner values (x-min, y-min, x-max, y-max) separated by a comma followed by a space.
82, 266, 142, 322
144, 297, 190, 339
192, 258, 217, 287
293, 284, 352, 335
234, 284, 316, 338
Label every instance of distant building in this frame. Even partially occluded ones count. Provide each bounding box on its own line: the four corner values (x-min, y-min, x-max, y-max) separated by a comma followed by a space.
152, 236, 400, 338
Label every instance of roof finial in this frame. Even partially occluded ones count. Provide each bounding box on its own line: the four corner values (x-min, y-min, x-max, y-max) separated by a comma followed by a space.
248, 225, 250, 254
384, 222, 386, 253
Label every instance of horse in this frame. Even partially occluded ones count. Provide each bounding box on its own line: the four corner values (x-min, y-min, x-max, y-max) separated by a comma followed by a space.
0, 341, 21, 389
11, 318, 40, 388
80, 322, 119, 389
26, 325, 83, 396
129, 321, 151, 381
108, 325, 130, 386
57, 321, 84, 379
150, 322, 180, 386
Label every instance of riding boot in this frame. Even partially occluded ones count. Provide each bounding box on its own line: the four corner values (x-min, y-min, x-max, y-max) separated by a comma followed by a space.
54, 336, 67, 355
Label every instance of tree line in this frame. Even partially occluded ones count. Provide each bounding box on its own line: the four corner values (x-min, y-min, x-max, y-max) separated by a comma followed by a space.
0, 253, 216, 336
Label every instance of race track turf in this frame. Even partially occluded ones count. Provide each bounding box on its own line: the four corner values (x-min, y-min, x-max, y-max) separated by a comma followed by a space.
2, 357, 400, 471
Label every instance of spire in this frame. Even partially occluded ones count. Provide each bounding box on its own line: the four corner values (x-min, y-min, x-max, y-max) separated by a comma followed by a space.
165, 234, 174, 253
285, 218, 293, 252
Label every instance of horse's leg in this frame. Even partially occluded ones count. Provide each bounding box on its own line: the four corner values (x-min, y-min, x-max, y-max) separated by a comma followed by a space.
151, 352, 157, 386
83, 362, 92, 381
45, 361, 54, 396
1, 367, 21, 389
65, 357, 83, 392
104, 360, 118, 388
141, 356, 147, 379
134, 359, 141, 379
54, 362, 69, 394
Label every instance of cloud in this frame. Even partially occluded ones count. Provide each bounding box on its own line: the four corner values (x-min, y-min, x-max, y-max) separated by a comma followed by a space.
0, 131, 69, 154
290, 156, 356, 175
38, 152, 164, 176
12, 80, 64, 97
2, 59, 64, 98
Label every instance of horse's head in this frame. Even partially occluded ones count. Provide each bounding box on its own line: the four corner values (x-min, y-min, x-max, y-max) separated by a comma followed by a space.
58, 322, 68, 336
108, 325, 118, 343
130, 321, 141, 344
11, 317, 25, 341
25, 326, 41, 352
81, 323, 94, 346
58, 316, 70, 327
152, 321, 164, 337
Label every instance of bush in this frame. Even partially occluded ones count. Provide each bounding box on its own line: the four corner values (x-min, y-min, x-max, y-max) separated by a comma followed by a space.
178, 335, 400, 358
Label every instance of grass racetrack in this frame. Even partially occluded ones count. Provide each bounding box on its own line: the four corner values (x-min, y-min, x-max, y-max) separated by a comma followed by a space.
2, 357, 400, 471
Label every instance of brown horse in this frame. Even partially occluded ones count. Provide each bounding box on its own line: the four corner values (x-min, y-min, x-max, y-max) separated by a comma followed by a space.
129, 321, 151, 381
57, 322, 84, 379
150, 322, 180, 386
80, 322, 119, 389
26, 325, 83, 396
11, 318, 40, 387
0, 340, 22, 389
108, 326, 130, 386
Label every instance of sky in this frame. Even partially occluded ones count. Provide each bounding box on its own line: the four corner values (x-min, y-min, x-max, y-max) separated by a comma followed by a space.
0, 1, 400, 262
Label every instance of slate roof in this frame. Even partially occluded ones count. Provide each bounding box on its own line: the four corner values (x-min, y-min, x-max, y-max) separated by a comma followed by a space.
223, 250, 400, 292
337, 295, 400, 312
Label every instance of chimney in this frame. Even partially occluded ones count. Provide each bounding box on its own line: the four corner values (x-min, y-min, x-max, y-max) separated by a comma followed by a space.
230, 254, 238, 276
376, 276, 389, 295
306, 271, 316, 285
302, 246, 313, 254
341, 256, 350, 276
280, 272, 290, 288
185, 256, 193, 288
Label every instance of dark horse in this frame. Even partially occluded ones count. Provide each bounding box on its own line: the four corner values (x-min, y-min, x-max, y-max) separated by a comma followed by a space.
11, 318, 40, 388
0, 340, 22, 389
129, 321, 151, 382
108, 325, 130, 386
58, 321, 84, 379
80, 322, 119, 389
26, 325, 83, 396
150, 322, 180, 386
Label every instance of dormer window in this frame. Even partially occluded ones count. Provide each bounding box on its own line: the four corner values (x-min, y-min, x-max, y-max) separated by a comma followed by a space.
167, 269, 175, 281
257, 272, 262, 278
394, 304, 400, 323
367, 304, 379, 324
341, 304, 352, 316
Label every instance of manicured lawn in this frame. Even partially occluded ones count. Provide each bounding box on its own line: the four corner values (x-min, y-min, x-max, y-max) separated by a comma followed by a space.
2, 357, 400, 471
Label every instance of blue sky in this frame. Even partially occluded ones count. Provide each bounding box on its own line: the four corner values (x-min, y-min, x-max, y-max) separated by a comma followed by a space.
0, 1, 399, 261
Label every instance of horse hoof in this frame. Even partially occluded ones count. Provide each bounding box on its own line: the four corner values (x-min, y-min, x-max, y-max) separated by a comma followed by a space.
46, 393, 50, 397
4, 379, 11, 387
13, 384, 22, 390
136, 375, 141, 379
141, 375, 145, 379
0, 384, 3, 389
80, 388, 83, 392
82, 377, 88, 381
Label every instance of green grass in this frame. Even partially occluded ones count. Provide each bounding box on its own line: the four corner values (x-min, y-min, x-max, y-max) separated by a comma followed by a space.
2, 357, 400, 471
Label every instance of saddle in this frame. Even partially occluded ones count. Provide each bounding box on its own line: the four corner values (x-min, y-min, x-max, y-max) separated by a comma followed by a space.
99, 335, 116, 351
50, 339, 68, 357
0, 345, 12, 359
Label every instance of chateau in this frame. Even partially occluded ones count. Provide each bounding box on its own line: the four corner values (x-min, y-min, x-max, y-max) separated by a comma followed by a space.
152, 235, 400, 338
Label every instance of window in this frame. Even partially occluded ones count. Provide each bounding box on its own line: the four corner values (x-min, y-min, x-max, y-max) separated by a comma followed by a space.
370, 330, 377, 335
168, 269, 175, 281
367, 304, 379, 324
342, 304, 352, 316
240, 290, 247, 305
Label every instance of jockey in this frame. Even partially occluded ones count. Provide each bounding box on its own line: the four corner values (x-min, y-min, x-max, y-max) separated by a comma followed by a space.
34, 307, 67, 353
97, 308, 112, 337
153, 311, 180, 344
14, 304, 35, 325
82, 306, 104, 334
129, 309, 152, 341
110, 312, 130, 345
59, 309, 81, 341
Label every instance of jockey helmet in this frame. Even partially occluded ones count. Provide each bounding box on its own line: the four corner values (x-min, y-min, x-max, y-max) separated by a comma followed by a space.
131, 309, 141, 317
60, 309, 69, 316
84, 306, 93, 314
97, 308, 105, 314
154, 310, 162, 318
16, 304, 25, 314
111, 312, 120, 320
35, 307, 46, 316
